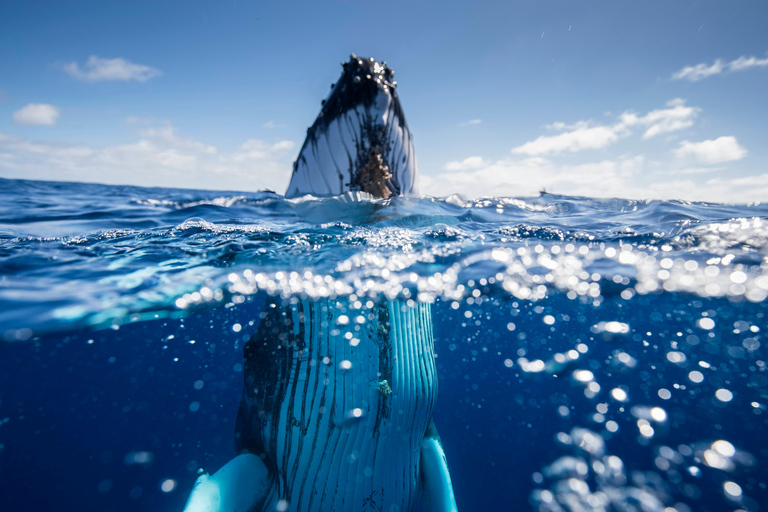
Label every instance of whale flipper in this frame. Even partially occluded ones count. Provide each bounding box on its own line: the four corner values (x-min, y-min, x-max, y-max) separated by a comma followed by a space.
421, 420, 459, 512
182, 454, 270, 512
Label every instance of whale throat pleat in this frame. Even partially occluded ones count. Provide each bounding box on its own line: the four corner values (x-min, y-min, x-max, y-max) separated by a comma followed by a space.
238, 298, 437, 512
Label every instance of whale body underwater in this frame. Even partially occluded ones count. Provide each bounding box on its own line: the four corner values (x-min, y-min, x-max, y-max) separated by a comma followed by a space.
182, 56, 458, 512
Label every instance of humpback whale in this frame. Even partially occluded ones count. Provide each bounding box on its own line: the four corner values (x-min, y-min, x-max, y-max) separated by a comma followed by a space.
183, 55, 457, 512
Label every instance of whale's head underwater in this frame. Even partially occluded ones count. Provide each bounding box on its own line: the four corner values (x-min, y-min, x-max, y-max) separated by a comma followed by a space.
286, 54, 418, 199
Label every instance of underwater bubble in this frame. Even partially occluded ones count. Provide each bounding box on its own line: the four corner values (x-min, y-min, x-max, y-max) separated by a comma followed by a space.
697, 317, 715, 330
573, 370, 594, 383
276, 500, 290, 511
606, 421, 619, 432
712, 440, 736, 457
543, 315, 555, 325
611, 388, 628, 402
666, 351, 686, 364
339, 360, 352, 370
723, 481, 742, 499
658, 388, 672, 400
193, 380, 204, 390
614, 351, 636, 367
232, 323, 242, 332
124, 451, 153, 465
592, 321, 630, 335
715, 389, 734, 402
189, 401, 200, 412
743, 337, 760, 351
688, 371, 704, 383
503, 359, 513, 368
160, 479, 176, 492
650, 407, 667, 422
703, 450, 731, 470
543, 456, 589, 478
637, 419, 654, 438
730, 271, 747, 284
570, 428, 604, 456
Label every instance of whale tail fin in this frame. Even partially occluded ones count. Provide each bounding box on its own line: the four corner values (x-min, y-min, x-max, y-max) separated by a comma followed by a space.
182, 454, 271, 512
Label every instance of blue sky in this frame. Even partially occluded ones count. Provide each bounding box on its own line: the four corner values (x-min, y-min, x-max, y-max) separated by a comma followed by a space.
1, 0, 767, 202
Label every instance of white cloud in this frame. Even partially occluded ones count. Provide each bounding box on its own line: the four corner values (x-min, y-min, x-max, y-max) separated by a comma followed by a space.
675, 136, 747, 164
423, 156, 644, 199
262, 121, 286, 129
672, 54, 768, 81
512, 99, 699, 155
623, 98, 700, 139
729, 55, 768, 72
458, 119, 482, 127
13, 103, 61, 126
60, 56, 162, 83
421, 154, 763, 203
671, 59, 724, 81
0, 127, 295, 192
443, 156, 485, 171
512, 124, 625, 155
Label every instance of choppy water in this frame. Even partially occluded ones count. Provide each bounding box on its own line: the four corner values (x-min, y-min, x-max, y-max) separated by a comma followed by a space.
1, 177, 767, 511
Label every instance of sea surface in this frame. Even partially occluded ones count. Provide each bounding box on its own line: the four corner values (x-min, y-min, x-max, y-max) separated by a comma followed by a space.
1, 177, 767, 512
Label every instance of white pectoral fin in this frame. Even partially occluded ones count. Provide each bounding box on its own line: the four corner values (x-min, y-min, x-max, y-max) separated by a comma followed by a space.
420, 422, 459, 512
183, 453, 270, 512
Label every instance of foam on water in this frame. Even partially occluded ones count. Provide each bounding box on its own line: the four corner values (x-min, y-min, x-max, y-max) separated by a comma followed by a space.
2, 178, 768, 337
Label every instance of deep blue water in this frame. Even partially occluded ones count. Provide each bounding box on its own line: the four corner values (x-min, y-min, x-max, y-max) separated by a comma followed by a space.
1, 177, 767, 511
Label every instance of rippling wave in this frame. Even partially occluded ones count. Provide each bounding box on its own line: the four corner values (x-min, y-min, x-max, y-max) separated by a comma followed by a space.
2, 177, 767, 336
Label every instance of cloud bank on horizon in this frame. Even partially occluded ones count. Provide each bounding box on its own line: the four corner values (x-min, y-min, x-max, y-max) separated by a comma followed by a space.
0, 91, 759, 202
0, 126, 295, 192
432, 96, 755, 203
